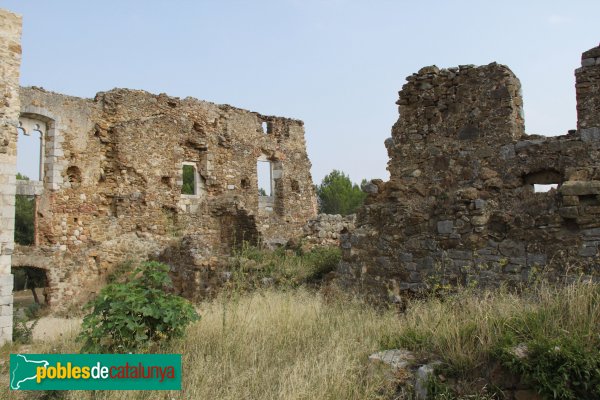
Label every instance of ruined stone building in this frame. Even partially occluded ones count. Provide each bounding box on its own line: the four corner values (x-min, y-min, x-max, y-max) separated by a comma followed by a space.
339, 44, 600, 303
0, 8, 317, 343
0, 9, 22, 343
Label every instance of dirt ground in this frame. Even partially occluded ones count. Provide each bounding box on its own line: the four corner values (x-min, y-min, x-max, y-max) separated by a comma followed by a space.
31, 316, 81, 342
13, 289, 82, 342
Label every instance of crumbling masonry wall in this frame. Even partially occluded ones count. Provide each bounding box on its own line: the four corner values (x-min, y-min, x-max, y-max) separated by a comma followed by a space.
0, 9, 21, 343
577, 45, 600, 136
339, 45, 600, 303
13, 87, 317, 304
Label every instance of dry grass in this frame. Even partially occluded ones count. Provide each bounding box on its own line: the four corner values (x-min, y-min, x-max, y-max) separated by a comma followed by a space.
1, 281, 598, 399
1, 288, 401, 400
382, 281, 600, 376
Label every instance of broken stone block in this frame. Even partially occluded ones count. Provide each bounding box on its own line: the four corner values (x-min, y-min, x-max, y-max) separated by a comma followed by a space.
559, 206, 579, 219
437, 220, 454, 234
368, 349, 415, 370
582, 58, 596, 67
580, 127, 600, 142
561, 195, 579, 206
415, 362, 442, 400
559, 180, 600, 195
362, 182, 378, 194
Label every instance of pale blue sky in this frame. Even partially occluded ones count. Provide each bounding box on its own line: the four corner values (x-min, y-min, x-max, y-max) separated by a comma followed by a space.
4, 1, 600, 185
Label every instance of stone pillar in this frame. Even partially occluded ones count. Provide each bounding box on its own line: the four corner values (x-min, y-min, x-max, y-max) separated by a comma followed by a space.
576, 43, 600, 140
0, 8, 22, 344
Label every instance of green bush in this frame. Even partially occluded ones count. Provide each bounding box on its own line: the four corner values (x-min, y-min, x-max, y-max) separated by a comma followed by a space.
77, 261, 199, 353
497, 335, 600, 399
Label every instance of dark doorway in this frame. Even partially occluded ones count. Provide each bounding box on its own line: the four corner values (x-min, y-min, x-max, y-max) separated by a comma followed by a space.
12, 266, 49, 307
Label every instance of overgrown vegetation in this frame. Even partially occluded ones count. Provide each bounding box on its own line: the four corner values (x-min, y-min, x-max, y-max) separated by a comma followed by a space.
2, 248, 598, 399
2, 289, 401, 400
77, 261, 199, 353
316, 169, 367, 215
380, 282, 600, 398
226, 243, 341, 292
12, 303, 45, 344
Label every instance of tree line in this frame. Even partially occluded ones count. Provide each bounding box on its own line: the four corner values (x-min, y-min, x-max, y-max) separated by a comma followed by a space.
315, 170, 368, 215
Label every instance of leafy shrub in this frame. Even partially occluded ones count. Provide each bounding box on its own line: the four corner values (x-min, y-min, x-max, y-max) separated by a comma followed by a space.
13, 314, 38, 344
78, 261, 199, 353
497, 335, 600, 399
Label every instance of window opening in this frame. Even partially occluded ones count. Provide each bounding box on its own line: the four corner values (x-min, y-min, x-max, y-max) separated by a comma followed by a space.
534, 184, 558, 193
182, 164, 196, 195
257, 160, 273, 197
17, 123, 43, 181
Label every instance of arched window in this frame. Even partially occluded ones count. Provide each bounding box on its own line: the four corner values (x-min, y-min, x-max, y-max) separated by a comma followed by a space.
16, 119, 45, 181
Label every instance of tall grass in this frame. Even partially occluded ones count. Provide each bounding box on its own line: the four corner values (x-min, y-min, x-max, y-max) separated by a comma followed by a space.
1, 289, 401, 400
1, 276, 598, 399
381, 282, 600, 375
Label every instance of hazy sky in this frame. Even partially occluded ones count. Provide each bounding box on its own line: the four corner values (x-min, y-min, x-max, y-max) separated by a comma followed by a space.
4, 1, 600, 185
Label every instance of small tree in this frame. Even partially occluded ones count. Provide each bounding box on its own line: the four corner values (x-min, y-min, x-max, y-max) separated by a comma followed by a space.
316, 170, 367, 215
78, 261, 199, 353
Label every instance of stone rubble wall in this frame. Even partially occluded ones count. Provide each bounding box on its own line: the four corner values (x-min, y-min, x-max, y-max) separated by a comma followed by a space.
12, 86, 317, 306
301, 213, 355, 248
576, 43, 600, 135
339, 45, 600, 303
0, 9, 21, 343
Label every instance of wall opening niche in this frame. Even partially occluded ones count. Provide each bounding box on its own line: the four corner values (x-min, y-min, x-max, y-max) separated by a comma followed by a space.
16, 120, 44, 181
523, 169, 562, 193
261, 121, 272, 135
181, 163, 206, 196
11, 266, 49, 307
257, 154, 274, 212
534, 184, 558, 193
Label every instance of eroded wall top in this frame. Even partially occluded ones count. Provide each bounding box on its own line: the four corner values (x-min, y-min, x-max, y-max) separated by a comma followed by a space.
0, 9, 22, 157
387, 63, 524, 181
338, 47, 600, 304
16, 85, 317, 304
576, 43, 600, 134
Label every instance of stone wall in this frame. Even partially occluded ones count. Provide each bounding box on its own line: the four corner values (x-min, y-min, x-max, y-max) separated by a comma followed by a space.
576, 43, 600, 135
0, 9, 21, 343
301, 213, 355, 248
12, 86, 317, 305
338, 46, 600, 303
